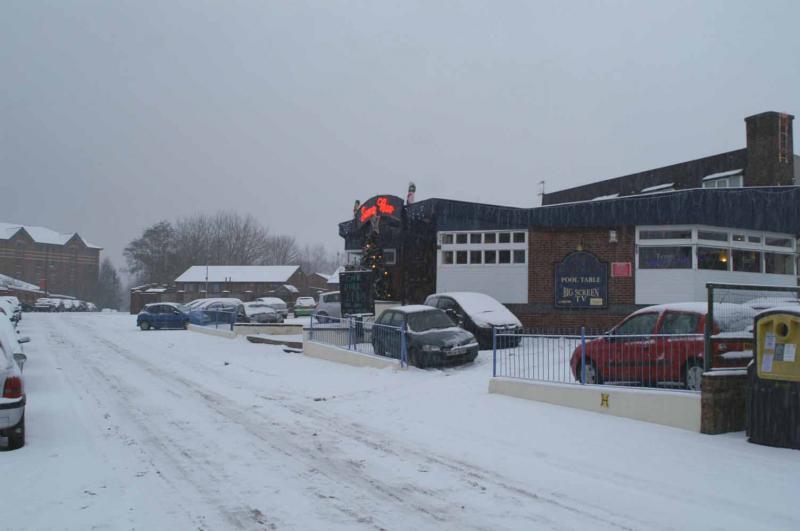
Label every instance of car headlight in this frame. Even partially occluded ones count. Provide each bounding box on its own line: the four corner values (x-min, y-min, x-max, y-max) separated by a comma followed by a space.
421, 344, 442, 352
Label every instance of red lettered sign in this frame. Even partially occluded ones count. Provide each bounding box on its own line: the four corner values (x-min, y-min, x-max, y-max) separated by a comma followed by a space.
357, 195, 404, 224
611, 262, 632, 278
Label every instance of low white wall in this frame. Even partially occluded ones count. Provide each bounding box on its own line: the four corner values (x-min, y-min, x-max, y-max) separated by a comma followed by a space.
187, 324, 237, 339
488, 378, 701, 432
436, 264, 528, 304
303, 340, 400, 370
635, 269, 796, 305
234, 324, 303, 336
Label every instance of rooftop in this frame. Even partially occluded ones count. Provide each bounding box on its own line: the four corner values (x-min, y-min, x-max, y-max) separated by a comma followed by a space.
175, 265, 300, 283
0, 222, 101, 249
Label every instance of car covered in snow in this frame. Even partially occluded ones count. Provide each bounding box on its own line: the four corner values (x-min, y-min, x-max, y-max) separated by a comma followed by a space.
0, 297, 22, 323
0, 314, 26, 450
423, 292, 522, 349
569, 302, 757, 391
255, 297, 289, 319
744, 296, 800, 312
187, 298, 250, 326
372, 305, 479, 368
314, 291, 341, 322
0, 298, 20, 325
292, 296, 316, 317
243, 302, 282, 323
137, 303, 190, 330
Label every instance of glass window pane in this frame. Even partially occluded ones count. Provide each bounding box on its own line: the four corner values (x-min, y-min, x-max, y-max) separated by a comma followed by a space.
513, 250, 525, 263
748, 235, 762, 244
513, 232, 526, 243
470, 233, 482, 244
765, 237, 793, 248
498, 250, 511, 264
732, 250, 762, 273
456, 233, 468, 244
730, 175, 743, 187
697, 231, 728, 242
638, 247, 692, 269
484, 233, 496, 244
639, 230, 691, 240
499, 233, 511, 243
697, 247, 729, 271
484, 250, 496, 264
732, 234, 746, 243
660, 312, 701, 335
456, 251, 468, 264
441, 233, 454, 244
765, 253, 794, 275
470, 250, 482, 264
616, 313, 659, 336
442, 251, 453, 265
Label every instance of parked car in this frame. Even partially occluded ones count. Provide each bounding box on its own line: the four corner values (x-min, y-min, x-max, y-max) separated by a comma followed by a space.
243, 302, 282, 323
293, 297, 316, 317
372, 305, 479, 368
0, 314, 29, 370
569, 302, 757, 391
423, 292, 522, 349
0, 299, 19, 326
744, 296, 800, 312
137, 303, 190, 330
0, 333, 26, 450
256, 297, 289, 319
0, 297, 22, 323
188, 298, 250, 326
314, 291, 341, 322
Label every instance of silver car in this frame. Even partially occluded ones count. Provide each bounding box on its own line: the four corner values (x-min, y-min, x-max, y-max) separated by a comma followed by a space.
0, 315, 26, 450
256, 297, 289, 319
314, 291, 341, 322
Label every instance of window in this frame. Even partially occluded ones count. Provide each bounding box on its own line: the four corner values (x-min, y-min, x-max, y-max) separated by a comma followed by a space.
766, 237, 793, 248
470, 250, 482, 264
660, 312, 701, 335
456, 251, 468, 264
697, 231, 727, 242
484, 250, 497, 264
498, 250, 511, 264
732, 234, 746, 243
765, 253, 794, 275
513, 250, 525, 264
441, 234, 454, 245
484, 233, 496, 244
456, 233, 468, 244
639, 229, 691, 240
384, 249, 397, 265
498, 233, 511, 244
442, 251, 454, 265
470, 233, 482, 244
732, 250, 762, 273
513, 232, 526, 243
638, 247, 692, 269
697, 247, 729, 271
616, 313, 659, 336
748, 236, 761, 244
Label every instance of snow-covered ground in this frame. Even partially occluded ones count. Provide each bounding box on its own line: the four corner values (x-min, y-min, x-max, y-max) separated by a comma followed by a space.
5, 313, 799, 530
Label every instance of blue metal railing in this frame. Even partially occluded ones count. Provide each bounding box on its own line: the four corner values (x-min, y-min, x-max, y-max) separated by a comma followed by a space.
309, 313, 407, 367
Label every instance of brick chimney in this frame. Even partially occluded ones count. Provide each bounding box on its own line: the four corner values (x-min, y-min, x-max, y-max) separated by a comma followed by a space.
744, 111, 795, 186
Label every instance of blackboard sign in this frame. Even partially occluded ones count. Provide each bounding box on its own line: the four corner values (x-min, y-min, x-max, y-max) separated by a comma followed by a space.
554, 251, 608, 309
340, 270, 374, 315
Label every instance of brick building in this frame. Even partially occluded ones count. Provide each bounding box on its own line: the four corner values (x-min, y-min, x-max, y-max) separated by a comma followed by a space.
174, 265, 307, 301
0, 222, 101, 300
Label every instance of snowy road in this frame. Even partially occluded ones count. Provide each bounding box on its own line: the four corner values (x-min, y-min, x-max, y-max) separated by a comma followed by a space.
4, 313, 799, 530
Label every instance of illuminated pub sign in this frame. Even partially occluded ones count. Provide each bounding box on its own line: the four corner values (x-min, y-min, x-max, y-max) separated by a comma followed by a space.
356, 195, 404, 226
554, 251, 609, 309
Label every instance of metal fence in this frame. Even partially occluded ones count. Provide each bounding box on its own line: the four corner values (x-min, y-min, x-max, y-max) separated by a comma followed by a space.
189, 309, 237, 330
493, 328, 716, 392
309, 314, 408, 366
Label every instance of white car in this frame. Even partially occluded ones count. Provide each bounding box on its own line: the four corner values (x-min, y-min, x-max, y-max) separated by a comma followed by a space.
0, 297, 22, 322
0, 315, 26, 450
0, 299, 19, 325
243, 302, 282, 323
314, 291, 341, 322
256, 297, 289, 319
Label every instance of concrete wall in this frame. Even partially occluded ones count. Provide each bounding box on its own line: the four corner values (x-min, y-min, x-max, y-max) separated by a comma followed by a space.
303, 339, 400, 370
488, 378, 701, 431
233, 323, 303, 336
437, 263, 528, 304
187, 324, 237, 339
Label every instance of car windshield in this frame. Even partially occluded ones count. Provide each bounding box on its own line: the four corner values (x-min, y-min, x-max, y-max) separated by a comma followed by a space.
407, 310, 454, 332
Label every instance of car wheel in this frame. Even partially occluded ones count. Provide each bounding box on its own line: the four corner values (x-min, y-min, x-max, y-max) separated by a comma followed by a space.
684, 360, 704, 391
580, 360, 602, 384
7, 413, 25, 450
139, 321, 150, 331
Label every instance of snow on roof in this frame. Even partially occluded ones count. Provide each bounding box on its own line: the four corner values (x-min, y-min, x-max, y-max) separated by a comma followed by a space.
592, 193, 620, 201
175, 265, 299, 283
756, 305, 800, 317
0, 222, 101, 249
632, 302, 757, 332
435, 292, 522, 328
703, 169, 743, 181
0, 273, 43, 293
640, 183, 675, 193
282, 284, 299, 293
327, 266, 344, 285
393, 304, 437, 314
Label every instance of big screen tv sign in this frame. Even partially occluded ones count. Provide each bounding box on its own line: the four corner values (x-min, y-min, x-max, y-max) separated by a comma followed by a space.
554, 251, 609, 309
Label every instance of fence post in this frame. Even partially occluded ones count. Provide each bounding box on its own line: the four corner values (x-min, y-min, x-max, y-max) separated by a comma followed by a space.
309, 312, 314, 341
400, 323, 408, 368
705, 284, 714, 373
348, 317, 354, 350
580, 326, 586, 384
492, 325, 497, 378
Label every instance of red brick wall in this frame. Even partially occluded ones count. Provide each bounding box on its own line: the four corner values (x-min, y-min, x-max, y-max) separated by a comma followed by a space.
509, 227, 637, 331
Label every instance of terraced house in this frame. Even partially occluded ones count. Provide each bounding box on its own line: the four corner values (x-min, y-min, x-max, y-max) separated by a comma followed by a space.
0, 222, 102, 300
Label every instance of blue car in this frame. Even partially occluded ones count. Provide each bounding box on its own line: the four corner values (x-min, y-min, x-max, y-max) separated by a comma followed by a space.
137, 303, 190, 331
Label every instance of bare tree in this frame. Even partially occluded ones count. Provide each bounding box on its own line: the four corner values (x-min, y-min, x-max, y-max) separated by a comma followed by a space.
298, 243, 337, 274
262, 235, 299, 265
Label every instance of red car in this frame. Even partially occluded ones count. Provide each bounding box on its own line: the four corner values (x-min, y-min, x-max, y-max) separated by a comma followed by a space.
569, 303, 756, 390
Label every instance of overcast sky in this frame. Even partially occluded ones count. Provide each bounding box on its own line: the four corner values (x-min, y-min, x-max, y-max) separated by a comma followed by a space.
2, 0, 798, 272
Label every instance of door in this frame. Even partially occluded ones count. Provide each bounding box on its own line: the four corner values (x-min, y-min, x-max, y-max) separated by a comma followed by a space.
611, 312, 660, 383
655, 311, 701, 383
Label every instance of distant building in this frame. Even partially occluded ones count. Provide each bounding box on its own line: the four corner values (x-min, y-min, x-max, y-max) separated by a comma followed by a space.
0, 222, 101, 300
542, 111, 797, 205
0, 272, 45, 306
174, 265, 306, 301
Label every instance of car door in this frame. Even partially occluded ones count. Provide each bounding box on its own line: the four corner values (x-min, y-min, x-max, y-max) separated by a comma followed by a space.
610, 312, 660, 383
655, 311, 701, 383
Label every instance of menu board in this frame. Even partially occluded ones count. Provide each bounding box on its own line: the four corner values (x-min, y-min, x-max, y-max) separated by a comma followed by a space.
340, 270, 374, 316
554, 251, 609, 309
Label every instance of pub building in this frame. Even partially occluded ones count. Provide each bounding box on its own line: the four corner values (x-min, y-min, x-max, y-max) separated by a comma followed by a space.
338, 112, 799, 330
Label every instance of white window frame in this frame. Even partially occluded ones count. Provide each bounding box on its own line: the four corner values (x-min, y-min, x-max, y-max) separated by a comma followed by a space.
438, 230, 528, 266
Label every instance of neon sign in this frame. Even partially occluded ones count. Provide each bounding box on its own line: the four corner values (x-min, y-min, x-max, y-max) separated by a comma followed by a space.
358, 195, 402, 223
